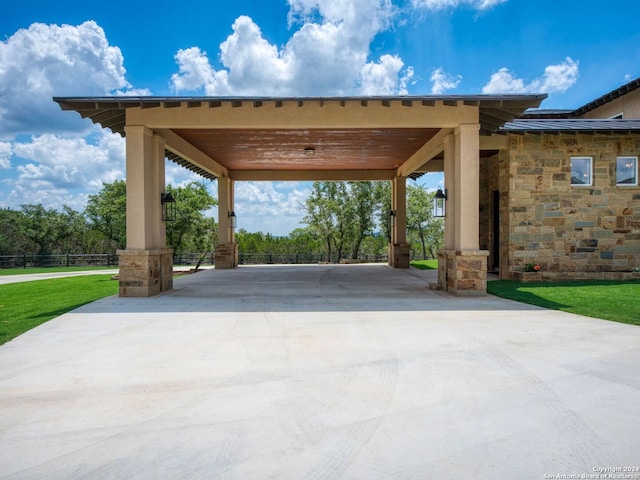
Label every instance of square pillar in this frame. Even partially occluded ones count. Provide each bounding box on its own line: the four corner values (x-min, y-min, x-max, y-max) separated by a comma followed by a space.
118, 127, 173, 296
435, 124, 488, 295
389, 176, 410, 268
216, 177, 238, 269
454, 124, 480, 251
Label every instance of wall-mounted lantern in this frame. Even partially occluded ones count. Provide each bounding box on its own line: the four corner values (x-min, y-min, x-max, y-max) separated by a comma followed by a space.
228, 211, 237, 229
433, 188, 447, 218
161, 192, 176, 222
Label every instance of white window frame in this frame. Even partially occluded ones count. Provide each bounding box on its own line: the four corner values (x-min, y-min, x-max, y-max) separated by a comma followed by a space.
570, 156, 593, 186
616, 156, 638, 186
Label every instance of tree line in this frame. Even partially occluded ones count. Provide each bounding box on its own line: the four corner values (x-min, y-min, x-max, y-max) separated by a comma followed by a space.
0, 179, 443, 262
0, 180, 217, 259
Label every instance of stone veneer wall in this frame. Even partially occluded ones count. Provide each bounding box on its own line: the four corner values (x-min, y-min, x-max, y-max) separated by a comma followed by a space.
479, 152, 503, 272
503, 133, 640, 281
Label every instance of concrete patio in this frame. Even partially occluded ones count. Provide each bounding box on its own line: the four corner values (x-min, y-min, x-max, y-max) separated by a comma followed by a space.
1, 264, 639, 479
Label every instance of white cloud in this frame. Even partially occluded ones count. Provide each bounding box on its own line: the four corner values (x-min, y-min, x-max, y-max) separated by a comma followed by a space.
0, 142, 12, 169
3, 128, 125, 209
234, 182, 311, 235
0, 21, 142, 137
360, 55, 411, 95
482, 57, 579, 94
411, 0, 506, 10
165, 161, 209, 188
533, 57, 580, 93
171, 0, 411, 96
171, 47, 228, 94
430, 67, 462, 94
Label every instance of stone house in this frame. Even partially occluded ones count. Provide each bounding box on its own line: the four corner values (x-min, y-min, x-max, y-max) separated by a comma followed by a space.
479, 77, 640, 281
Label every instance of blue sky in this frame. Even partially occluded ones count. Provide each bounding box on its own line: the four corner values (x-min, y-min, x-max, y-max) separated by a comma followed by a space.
1, 0, 639, 235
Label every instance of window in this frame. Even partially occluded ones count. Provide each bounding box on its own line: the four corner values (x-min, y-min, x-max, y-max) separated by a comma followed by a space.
571, 157, 593, 186
617, 156, 638, 186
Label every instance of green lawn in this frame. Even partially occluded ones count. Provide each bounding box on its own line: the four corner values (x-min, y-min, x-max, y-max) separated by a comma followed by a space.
0, 266, 117, 276
488, 280, 640, 326
410, 259, 438, 270
0, 275, 119, 345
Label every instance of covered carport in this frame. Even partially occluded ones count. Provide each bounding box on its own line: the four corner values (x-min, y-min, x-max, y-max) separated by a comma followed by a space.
54, 95, 545, 296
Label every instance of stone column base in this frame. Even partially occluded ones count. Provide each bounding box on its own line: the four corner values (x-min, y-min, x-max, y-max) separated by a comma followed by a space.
388, 243, 410, 268
215, 243, 239, 269
433, 249, 489, 297
117, 248, 174, 297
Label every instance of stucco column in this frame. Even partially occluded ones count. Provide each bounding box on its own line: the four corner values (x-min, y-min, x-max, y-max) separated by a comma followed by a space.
124, 126, 162, 250
454, 124, 480, 251
215, 177, 238, 268
443, 133, 455, 250
118, 127, 173, 297
389, 176, 410, 268
446, 123, 488, 296
436, 133, 456, 290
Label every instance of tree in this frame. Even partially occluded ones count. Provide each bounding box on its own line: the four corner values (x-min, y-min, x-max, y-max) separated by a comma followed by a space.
374, 181, 392, 242
19, 204, 77, 257
85, 180, 127, 252
0, 208, 27, 255
406, 184, 443, 259
303, 182, 338, 261
165, 182, 217, 258
346, 181, 378, 258
303, 180, 396, 261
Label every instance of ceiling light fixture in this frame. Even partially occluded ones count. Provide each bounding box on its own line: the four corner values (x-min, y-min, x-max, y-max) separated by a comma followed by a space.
304, 147, 315, 156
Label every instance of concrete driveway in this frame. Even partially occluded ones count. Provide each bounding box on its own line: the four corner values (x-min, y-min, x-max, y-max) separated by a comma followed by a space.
1, 264, 639, 480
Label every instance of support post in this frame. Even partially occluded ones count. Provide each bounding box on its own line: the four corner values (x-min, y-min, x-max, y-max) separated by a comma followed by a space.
440, 124, 488, 296
389, 176, 410, 268
215, 177, 238, 269
117, 127, 173, 297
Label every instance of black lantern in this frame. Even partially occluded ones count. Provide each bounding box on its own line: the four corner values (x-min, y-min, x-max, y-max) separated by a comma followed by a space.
433, 188, 447, 217
161, 192, 176, 222
228, 211, 237, 229
389, 210, 398, 228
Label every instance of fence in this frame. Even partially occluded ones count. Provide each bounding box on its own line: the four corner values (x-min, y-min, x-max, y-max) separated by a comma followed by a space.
0, 254, 118, 269
238, 253, 388, 264
1, 252, 389, 268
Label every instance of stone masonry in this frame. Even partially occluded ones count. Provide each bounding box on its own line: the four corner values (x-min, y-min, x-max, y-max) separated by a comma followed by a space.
117, 249, 174, 297
490, 133, 640, 281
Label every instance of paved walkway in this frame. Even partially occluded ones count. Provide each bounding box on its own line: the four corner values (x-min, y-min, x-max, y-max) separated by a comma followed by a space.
0, 269, 119, 285
1, 264, 639, 480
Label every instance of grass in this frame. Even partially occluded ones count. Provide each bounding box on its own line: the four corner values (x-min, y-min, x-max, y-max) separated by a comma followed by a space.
487, 279, 640, 326
0, 266, 117, 276
410, 259, 438, 270
0, 275, 119, 345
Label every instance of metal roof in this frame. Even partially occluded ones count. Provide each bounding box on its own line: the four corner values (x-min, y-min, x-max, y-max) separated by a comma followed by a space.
573, 77, 640, 117
500, 118, 640, 134
521, 77, 640, 119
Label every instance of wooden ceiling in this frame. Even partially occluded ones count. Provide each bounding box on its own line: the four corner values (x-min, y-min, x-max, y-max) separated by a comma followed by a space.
172, 128, 440, 171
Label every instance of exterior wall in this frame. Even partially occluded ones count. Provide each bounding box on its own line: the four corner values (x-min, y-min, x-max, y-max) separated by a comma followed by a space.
578, 88, 640, 119
480, 150, 511, 277
504, 133, 640, 281
479, 153, 501, 271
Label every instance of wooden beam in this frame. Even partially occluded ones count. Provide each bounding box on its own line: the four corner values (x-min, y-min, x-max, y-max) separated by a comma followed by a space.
156, 128, 228, 178
396, 128, 452, 177
479, 133, 508, 150
229, 169, 396, 182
